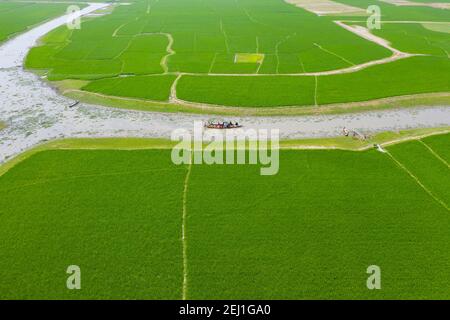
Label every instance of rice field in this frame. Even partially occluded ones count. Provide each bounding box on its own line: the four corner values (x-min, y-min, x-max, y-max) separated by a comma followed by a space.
176, 56, 450, 107
0, 2, 69, 43
0, 133, 449, 299
28, 0, 391, 78
21, 0, 449, 109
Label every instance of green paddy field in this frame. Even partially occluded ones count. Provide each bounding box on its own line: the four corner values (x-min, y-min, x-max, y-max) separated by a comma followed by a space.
20, 0, 450, 110
0, 133, 449, 299
0, 1, 70, 43
0, 1, 69, 43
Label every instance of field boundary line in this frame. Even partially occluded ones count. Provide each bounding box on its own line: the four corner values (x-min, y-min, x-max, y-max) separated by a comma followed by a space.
419, 140, 449, 168
298, 55, 306, 73
314, 75, 318, 106
275, 33, 296, 74
158, 53, 415, 77
237, 1, 272, 29
179, 52, 416, 76
112, 22, 127, 37
386, 152, 449, 211
169, 74, 182, 102
181, 153, 193, 300
208, 53, 218, 74
313, 42, 355, 66
377, 129, 450, 149
161, 32, 175, 73
219, 19, 230, 54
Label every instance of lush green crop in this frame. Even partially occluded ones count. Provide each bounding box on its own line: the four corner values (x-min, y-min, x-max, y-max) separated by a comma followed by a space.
0, 134, 449, 299
24, 0, 389, 78
82, 75, 177, 101
186, 144, 450, 299
353, 22, 450, 57
0, 2, 69, 43
25, 0, 391, 77
316, 56, 450, 105
177, 75, 316, 107
176, 56, 450, 107
421, 134, 450, 163
0, 150, 186, 299
388, 140, 450, 208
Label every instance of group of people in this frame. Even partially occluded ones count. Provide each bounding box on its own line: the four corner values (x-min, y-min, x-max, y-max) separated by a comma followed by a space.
205, 121, 241, 129
342, 127, 369, 140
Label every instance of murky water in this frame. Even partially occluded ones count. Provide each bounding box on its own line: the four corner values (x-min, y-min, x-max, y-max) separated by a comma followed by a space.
0, 3, 449, 164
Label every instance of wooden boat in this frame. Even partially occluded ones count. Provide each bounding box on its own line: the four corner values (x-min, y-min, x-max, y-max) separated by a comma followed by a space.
204, 119, 242, 129
68, 101, 79, 108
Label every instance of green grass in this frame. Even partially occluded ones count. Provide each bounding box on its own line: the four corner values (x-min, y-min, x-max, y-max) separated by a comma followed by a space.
0, 2, 69, 43
0, 133, 449, 299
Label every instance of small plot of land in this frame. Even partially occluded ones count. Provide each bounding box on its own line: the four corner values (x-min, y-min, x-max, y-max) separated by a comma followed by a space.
0, 1, 69, 43
234, 53, 264, 64
0, 133, 449, 299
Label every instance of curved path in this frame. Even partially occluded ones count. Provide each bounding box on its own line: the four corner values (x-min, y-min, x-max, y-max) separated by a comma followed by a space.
0, 3, 449, 164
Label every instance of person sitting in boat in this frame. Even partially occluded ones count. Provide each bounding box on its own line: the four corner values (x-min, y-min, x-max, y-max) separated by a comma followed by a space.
343, 127, 349, 137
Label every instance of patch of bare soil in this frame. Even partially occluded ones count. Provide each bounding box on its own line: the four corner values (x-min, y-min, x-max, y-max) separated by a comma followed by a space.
380, 0, 450, 10
284, 0, 366, 15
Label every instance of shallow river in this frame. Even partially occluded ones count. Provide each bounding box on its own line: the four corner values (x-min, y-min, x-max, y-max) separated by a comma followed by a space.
0, 3, 449, 163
